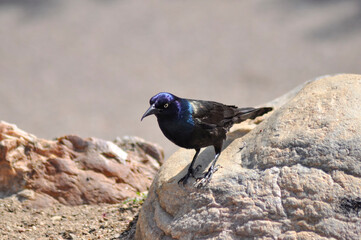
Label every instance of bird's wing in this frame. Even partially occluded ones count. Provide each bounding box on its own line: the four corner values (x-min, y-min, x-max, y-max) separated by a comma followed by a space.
188, 100, 238, 128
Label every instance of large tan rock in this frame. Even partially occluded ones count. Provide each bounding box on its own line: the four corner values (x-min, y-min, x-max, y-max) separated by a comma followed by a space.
0, 122, 163, 207
136, 74, 361, 239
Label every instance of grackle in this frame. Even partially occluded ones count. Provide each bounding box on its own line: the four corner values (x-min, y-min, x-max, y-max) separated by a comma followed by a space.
141, 92, 272, 187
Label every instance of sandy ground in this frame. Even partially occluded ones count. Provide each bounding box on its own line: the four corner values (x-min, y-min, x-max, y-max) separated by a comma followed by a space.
0, 196, 141, 240
1, 0, 361, 158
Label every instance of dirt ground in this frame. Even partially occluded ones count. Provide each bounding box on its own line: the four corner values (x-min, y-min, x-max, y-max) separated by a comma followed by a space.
0, 196, 141, 240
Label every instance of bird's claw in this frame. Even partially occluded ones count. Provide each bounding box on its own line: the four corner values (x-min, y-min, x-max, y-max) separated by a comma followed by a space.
239, 141, 247, 151
195, 164, 202, 173
194, 165, 219, 188
178, 172, 191, 185
178, 164, 203, 186
178, 168, 197, 185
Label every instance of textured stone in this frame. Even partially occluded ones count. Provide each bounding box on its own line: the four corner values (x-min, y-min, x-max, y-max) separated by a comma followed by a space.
136, 74, 361, 240
0, 122, 163, 207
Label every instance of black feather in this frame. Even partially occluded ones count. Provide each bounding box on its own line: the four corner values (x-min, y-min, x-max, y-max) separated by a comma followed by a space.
142, 92, 273, 187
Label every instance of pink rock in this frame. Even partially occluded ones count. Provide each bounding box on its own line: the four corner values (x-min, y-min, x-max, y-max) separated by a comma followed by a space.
0, 121, 163, 207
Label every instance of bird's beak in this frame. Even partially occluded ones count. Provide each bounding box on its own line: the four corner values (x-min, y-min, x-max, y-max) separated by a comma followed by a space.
141, 104, 159, 121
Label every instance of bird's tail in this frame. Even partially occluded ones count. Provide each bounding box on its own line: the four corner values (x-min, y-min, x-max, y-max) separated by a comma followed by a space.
234, 107, 273, 123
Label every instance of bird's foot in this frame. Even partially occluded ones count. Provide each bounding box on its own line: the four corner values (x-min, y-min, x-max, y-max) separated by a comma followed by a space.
194, 165, 219, 188
178, 168, 195, 185
178, 172, 191, 185
178, 165, 202, 186
195, 164, 202, 174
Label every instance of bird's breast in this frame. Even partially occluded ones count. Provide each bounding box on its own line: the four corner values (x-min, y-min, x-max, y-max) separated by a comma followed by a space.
157, 117, 195, 148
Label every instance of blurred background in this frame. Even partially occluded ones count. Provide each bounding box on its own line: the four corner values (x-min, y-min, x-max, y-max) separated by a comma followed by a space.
1, 0, 361, 157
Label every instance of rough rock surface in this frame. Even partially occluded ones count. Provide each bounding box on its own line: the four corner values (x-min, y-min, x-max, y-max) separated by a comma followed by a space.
0, 122, 163, 207
136, 74, 361, 240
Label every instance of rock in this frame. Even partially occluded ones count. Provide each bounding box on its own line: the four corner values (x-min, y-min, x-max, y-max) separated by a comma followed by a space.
135, 74, 361, 240
0, 122, 163, 207
17, 189, 36, 200
115, 136, 165, 166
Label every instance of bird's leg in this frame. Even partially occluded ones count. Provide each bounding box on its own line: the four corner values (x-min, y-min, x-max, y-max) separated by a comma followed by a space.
178, 149, 200, 185
195, 144, 222, 188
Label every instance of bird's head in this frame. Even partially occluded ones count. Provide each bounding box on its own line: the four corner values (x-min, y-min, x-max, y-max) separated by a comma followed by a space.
141, 92, 179, 121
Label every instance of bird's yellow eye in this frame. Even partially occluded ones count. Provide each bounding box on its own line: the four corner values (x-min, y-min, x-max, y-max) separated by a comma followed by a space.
164, 103, 169, 108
